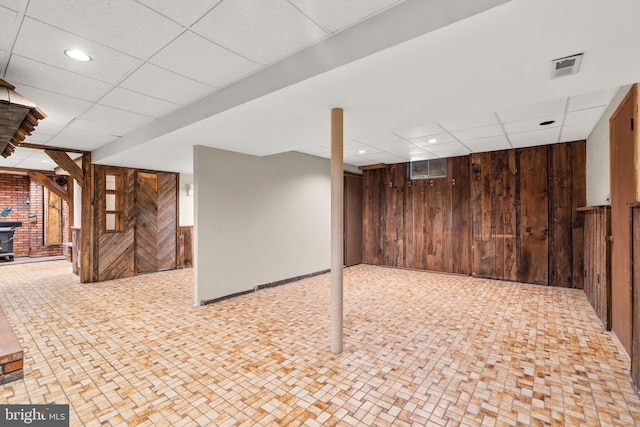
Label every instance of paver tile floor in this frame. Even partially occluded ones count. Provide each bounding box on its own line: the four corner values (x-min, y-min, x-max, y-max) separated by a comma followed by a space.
1, 261, 639, 426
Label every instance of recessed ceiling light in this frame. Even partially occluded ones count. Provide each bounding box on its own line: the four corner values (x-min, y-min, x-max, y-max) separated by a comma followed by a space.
358, 149, 367, 154
428, 138, 438, 143
41, 160, 50, 163
539, 120, 556, 126
64, 49, 92, 62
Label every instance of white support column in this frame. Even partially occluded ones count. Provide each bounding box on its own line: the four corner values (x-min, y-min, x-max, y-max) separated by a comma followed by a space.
330, 108, 344, 354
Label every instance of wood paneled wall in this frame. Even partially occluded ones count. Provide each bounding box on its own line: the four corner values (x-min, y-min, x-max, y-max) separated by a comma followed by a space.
178, 226, 194, 269
363, 156, 471, 274
581, 206, 611, 329
632, 206, 640, 389
362, 141, 586, 287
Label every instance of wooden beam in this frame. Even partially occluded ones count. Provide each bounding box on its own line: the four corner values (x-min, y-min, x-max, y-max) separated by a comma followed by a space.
28, 171, 70, 202
80, 153, 93, 283
45, 149, 84, 185
358, 163, 386, 171
19, 142, 88, 154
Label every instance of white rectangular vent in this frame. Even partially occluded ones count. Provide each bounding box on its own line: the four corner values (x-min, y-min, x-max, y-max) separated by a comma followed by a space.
551, 53, 583, 79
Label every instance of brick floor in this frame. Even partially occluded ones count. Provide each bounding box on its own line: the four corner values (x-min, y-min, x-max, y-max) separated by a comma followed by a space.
0, 261, 639, 426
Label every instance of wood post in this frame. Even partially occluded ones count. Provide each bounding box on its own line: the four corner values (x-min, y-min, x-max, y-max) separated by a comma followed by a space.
330, 108, 344, 354
80, 153, 93, 283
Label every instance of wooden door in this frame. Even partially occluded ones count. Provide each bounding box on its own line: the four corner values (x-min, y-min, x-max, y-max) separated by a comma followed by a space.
344, 174, 363, 267
633, 207, 640, 388
44, 187, 62, 245
135, 172, 177, 273
610, 85, 638, 354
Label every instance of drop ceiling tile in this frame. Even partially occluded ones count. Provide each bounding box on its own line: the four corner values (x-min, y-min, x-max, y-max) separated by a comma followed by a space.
82, 104, 155, 128
120, 63, 214, 105
30, 121, 64, 137
452, 124, 504, 142
410, 132, 457, 146
503, 114, 563, 134
439, 112, 499, 132
345, 145, 381, 156
564, 106, 606, 126
69, 118, 136, 137
6, 55, 112, 102
394, 124, 444, 139
16, 157, 58, 171
191, 0, 327, 65
352, 133, 403, 146
497, 98, 567, 123
375, 139, 418, 152
49, 127, 118, 150
408, 152, 439, 161
559, 122, 594, 142
12, 18, 143, 84
466, 135, 511, 152
12, 85, 93, 126
23, 131, 53, 144
289, 0, 402, 33
343, 155, 370, 167
26, 0, 184, 59
343, 139, 368, 150
360, 152, 406, 164
0, 7, 17, 50
150, 31, 261, 87
426, 141, 471, 157
136, 0, 222, 26
509, 127, 561, 148
568, 88, 617, 112
98, 87, 181, 118
0, 1, 20, 11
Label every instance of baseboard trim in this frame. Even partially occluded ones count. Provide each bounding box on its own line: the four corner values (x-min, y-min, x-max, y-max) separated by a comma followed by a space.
200, 269, 330, 306
254, 269, 330, 291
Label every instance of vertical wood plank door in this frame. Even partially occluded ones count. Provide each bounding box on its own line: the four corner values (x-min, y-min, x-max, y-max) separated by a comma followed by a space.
44, 187, 62, 245
135, 172, 178, 274
344, 174, 363, 267
610, 85, 638, 355
632, 207, 640, 389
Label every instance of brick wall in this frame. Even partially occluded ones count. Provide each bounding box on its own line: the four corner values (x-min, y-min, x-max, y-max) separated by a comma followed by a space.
0, 174, 30, 256
0, 173, 69, 258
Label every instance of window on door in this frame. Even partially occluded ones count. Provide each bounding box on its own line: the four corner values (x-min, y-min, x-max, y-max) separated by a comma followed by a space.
105, 173, 124, 232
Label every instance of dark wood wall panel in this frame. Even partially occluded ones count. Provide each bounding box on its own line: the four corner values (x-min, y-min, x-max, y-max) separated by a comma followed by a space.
582, 206, 611, 329
362, 168, 385, 265
518, 146, 549, 285
178, 226, 194, 269
344, 174, 363, 267
362, 141, 586, 288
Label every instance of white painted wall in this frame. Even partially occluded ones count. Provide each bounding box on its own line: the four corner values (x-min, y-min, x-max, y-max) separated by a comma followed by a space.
178, 173, 194, 226
73, 181, 82, 227
586, 85, 631, 206
194, 146, 332, 305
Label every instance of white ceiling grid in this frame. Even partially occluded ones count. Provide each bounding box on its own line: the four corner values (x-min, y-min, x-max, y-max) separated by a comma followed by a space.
0, 0, 405, 169
0, 0, 637, 173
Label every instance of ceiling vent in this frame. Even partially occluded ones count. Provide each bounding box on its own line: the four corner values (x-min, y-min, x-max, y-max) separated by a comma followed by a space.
551, 53, 583, 79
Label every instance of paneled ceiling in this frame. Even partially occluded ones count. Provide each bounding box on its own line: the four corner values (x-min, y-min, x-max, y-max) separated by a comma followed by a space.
0, 0, 638, 173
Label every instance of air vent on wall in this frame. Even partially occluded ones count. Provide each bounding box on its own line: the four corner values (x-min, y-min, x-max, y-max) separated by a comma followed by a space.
550, 53, 583, 79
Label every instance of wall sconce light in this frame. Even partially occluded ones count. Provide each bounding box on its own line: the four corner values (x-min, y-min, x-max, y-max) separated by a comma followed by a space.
186, 184, 194, 197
